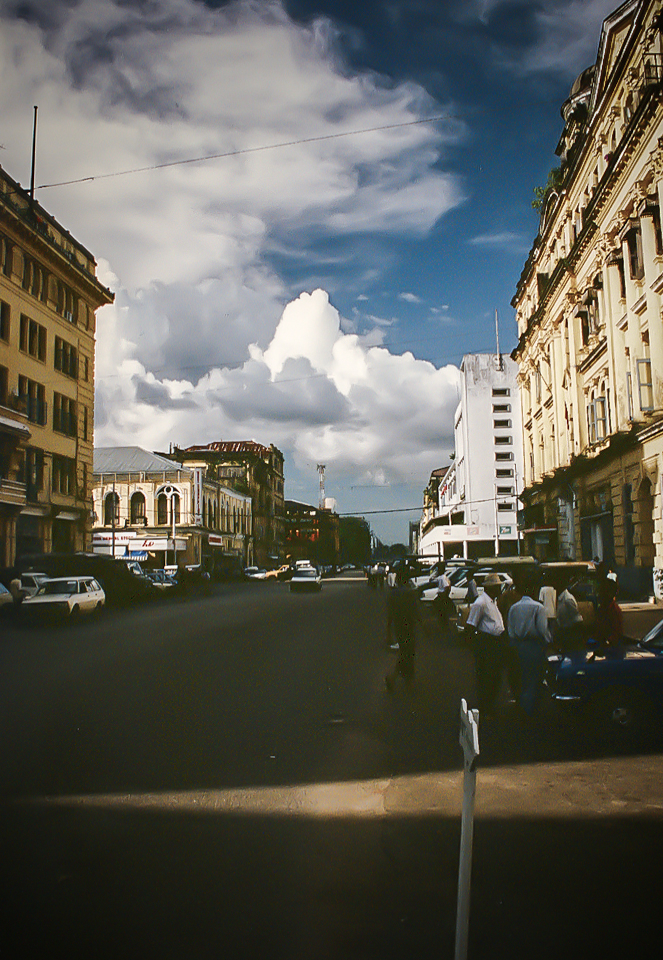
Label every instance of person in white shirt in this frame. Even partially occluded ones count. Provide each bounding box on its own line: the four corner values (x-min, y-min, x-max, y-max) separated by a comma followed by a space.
507, 579, 551, 717
538, 572, 557, 636
555, 574, 585, 652
465, 573, 505, 716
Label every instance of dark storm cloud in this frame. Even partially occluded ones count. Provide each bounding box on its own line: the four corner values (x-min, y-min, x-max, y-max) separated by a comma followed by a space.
133, 375, 200, 409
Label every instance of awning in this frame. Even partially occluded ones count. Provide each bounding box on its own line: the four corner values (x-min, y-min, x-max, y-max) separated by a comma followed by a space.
0, 414, 31, 438
126, 551, 149, 561
55, 510, 81, 521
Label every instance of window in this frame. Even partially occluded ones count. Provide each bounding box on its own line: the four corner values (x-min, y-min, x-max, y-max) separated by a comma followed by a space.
496, 486, 514, 495
82, 356, 89, 382
52, 455, 76, 495
56, 282, 77, 323
54, 337, 78, 378
492, 388, 510, 397
0, 300, 9, 341
497, 502, 514, 512
495, 468, 514, 478
18, 376, 47, 425
0, 365, 8, 406
637, 359, 654, 411
157, 493, 168, 525
494, 435, 512, 445
493, 403, 511, 413
0, 234, 13, 276
104, 492, 120, 525
495, 452, 513, 461
130, 492, 146, 524
626, 227, 644, 281
22, 256, 48, 301
53, 392, 77, 436
18, 447, 44, 497
494, 419, 511, 429
19, 315, 47, 361
82, 405, 89, 441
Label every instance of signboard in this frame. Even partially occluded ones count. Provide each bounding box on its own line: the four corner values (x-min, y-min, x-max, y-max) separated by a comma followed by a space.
208, 534, 224, 547
498, 525, 512, 535
93, 531, 136, 544
459, 698, 479, 770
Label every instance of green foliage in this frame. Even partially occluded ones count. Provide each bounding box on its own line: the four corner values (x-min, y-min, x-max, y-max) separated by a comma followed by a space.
532, 166, 564, 211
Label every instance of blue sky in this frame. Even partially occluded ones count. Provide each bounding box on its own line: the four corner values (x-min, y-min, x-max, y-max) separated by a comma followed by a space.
0, 0, 619, 543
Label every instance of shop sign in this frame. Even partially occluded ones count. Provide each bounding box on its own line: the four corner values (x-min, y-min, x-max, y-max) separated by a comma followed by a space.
498, 526, 512, 535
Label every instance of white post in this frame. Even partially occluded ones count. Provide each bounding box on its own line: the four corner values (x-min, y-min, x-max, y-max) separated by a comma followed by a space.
455, 699, 479, 960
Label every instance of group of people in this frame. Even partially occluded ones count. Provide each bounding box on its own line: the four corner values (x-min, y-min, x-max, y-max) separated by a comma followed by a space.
382, 558, 625, 720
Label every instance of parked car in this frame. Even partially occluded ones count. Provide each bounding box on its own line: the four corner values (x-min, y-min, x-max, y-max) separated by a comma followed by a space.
548, 616, 663, 738
290, 567, 322, 592
18, 553, 155, 606
19, 572, 48, 599
439, 568, 513, 605
244, 567, 267, 580
0, 582, 13, 611
22, 576, 106, 618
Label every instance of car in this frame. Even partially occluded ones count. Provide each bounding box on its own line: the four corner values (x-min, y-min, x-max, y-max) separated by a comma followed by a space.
22, 576, 106, 618
289, 567, 322, 592
548, 616, 663, 738
0, 582, 14, 610
437, 568, 513, 605
19, 572, 48, 599
264, 564, 292, 581
244, 567, 267, 580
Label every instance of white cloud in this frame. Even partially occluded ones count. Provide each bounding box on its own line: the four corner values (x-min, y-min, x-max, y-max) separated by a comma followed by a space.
0, 0, 465, 532
398, 292, 422, 303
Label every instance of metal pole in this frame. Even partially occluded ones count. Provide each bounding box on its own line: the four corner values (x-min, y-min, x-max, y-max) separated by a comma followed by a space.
111, 476, 116, 558
455, 700, 479, 960
30, 106, 38, 203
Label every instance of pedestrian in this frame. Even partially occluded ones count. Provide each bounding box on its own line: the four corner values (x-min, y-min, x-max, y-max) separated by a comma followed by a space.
538, 571, 557, 638
385, 566, 421, 692
507, 577, 551, 717
464, 572, 506, 716
555, 574, 585, 653
465, 574, 479, 604
434, 568, 454, 639
594, 576, 624, 648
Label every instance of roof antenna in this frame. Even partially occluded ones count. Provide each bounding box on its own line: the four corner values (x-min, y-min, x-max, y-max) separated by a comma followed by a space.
30, 105, 38, 204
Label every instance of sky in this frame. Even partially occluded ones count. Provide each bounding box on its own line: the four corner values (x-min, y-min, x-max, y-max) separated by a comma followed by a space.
0, 0, 619, 543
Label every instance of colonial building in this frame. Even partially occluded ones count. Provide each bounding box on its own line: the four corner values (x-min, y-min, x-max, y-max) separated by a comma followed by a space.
284, 499, 340, 566
0, 163, 113, 566
172, 441, 284, 568
92, 446, 252, 574
512, 0, 663, 596
419, 353, 524, 560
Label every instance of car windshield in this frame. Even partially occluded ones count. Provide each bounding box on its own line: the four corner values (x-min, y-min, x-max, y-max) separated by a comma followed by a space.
40, 581, 78, 595
641, 618, 663, 650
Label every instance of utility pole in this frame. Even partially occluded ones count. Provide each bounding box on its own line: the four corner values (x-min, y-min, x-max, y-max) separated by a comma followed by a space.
317, 464, 326, 510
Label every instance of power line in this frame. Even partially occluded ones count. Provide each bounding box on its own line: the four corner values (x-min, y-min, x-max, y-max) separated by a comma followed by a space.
36, 115, 451, 191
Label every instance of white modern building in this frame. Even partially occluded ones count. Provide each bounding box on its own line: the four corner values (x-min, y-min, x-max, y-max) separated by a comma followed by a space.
419, 353, 524, 560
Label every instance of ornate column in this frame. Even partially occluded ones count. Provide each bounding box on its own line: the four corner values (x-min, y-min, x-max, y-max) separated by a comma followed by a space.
600, 235, 629, 430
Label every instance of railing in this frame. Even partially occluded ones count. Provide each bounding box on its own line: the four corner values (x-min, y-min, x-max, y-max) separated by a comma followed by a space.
0, 477, 27, 507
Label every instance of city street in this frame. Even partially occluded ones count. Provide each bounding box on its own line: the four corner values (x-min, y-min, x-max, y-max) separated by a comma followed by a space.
1, 575, 663, 959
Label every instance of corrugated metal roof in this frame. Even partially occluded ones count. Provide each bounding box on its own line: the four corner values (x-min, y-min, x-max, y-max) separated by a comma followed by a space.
93, 446, 191, 476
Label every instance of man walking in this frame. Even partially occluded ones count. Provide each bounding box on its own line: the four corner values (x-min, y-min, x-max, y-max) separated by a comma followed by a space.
507, 577, 551, 717
464, 573, 505, 716
385, 566, 422, 692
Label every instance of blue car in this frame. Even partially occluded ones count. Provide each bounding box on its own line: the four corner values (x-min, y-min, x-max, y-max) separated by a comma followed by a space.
548, 616, 663, 737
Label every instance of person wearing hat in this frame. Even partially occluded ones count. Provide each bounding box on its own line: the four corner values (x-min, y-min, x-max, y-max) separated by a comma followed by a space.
464, 573, 506, 717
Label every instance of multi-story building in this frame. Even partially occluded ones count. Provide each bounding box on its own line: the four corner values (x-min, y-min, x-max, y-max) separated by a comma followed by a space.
92, 446, 252, 574
419, 353, 524, 560
512, 0, 663, 594
284, 499, 340, 566
172, 440, 285, 568
0, 163, 113, 566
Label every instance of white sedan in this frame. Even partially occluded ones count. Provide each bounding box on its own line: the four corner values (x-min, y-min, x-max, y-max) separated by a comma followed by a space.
421, 569, 512, 603
22, 577, 106, 617
289, 567, 322, 592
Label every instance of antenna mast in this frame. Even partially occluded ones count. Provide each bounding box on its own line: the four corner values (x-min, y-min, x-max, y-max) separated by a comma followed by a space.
30, 105, 38, 204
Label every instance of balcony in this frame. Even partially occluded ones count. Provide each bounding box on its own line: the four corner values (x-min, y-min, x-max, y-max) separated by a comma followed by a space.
0, 477, 27, 508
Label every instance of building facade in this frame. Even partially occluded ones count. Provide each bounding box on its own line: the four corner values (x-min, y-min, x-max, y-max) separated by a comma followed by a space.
173, 441, 285, 568
512, 0, 663, 595
419, 353, 524, 560
92, 446, 252, 573
0, 163, 113, 566
284, 499, 340, 566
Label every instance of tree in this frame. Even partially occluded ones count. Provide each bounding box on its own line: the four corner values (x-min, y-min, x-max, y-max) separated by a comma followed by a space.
532, 166, 564, 211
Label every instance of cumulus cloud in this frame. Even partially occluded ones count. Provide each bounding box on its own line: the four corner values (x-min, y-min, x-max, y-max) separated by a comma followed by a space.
0, 0, 465, 534
398, 292, 422, 303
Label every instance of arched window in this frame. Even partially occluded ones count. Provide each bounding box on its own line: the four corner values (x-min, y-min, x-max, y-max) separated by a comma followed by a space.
171, 493, 181, 525
157, 493, 168, 525
104, 492, 119, 526
130, 492, 146, 524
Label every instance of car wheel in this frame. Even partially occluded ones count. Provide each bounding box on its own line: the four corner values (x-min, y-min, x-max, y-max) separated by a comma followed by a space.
591, 687, 654, 739
70, 605, 81, 620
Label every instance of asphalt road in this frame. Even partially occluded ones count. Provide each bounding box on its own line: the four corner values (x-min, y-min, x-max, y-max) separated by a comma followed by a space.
1, 576, 663, 959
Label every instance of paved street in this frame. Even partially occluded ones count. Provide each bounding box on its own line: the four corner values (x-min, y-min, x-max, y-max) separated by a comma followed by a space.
1, 575, 663, 959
